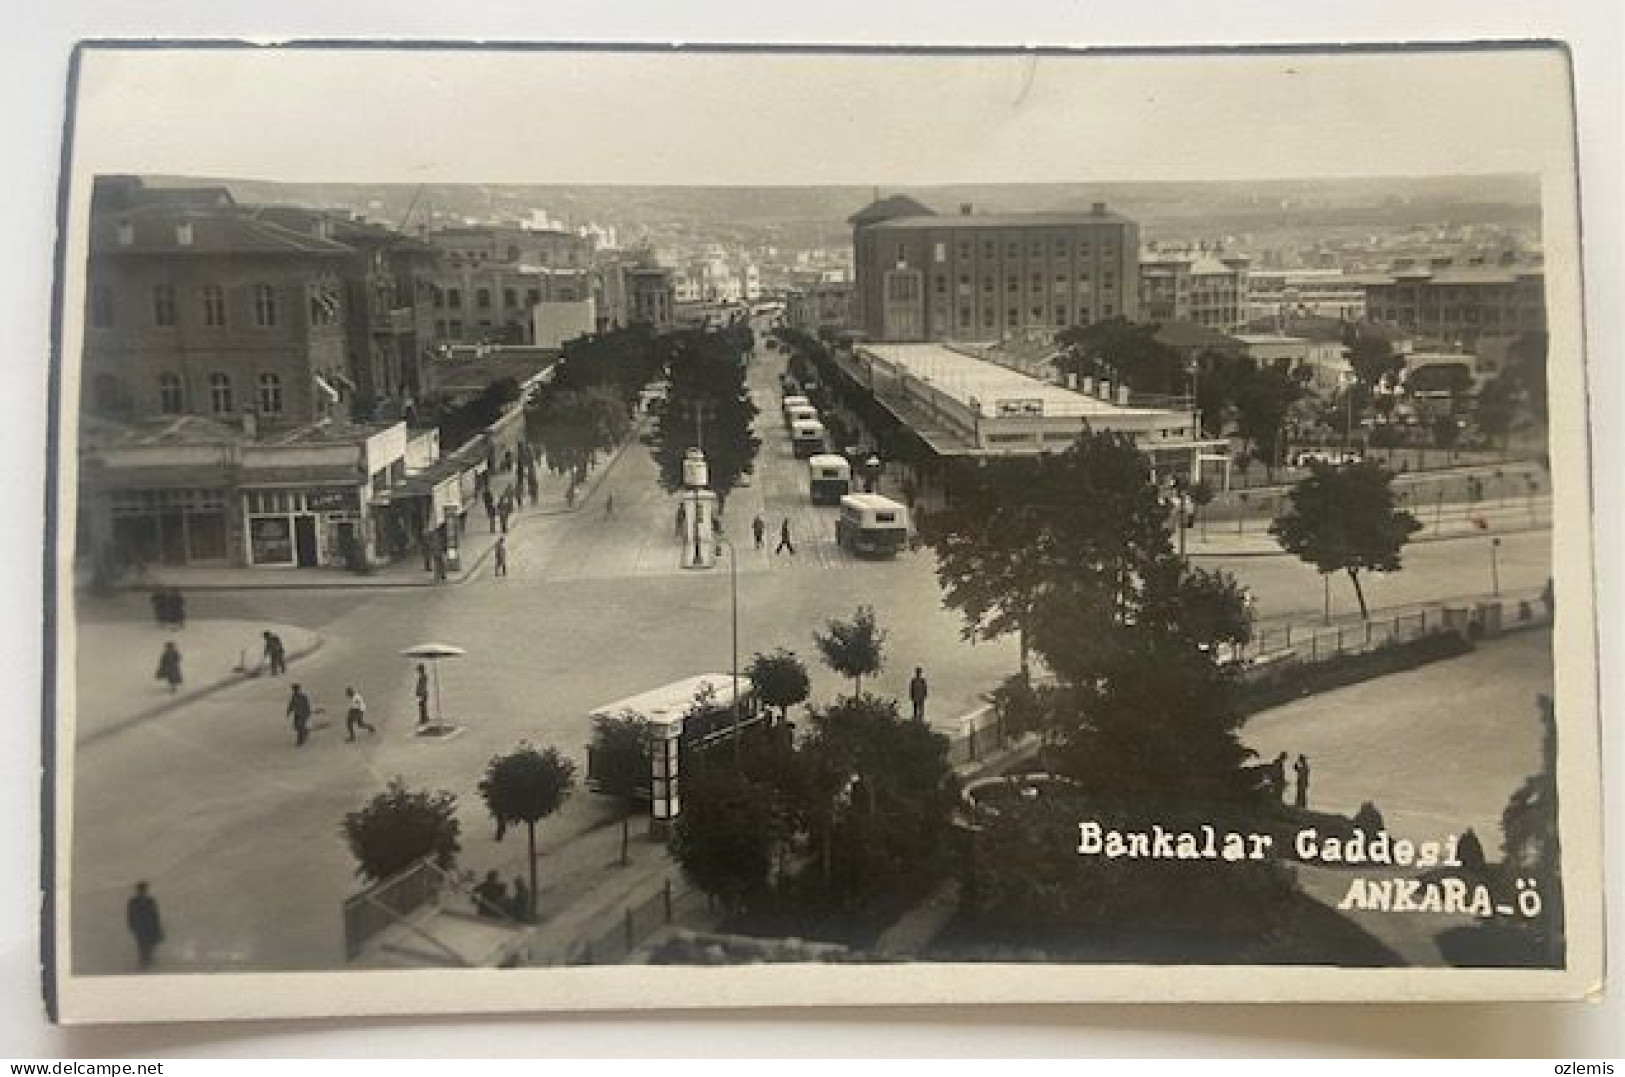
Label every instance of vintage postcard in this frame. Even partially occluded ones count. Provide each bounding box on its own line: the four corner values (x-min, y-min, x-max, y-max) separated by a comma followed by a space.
44, 42, 1604, 1023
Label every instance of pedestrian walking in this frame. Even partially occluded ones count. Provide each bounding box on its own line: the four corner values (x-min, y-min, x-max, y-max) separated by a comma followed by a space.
343, 686, 376, 741
420, 528, 435, 572
482, 488, 497, 533
493, 535, 508, 578
166, 588, 186, 629
566, 484, 577, 510
676, 504, 687, 540
262, 630, 287, 676
604, 493, 615, 518
526, 468, 539, 503
125, 881, 163, 970
499, 496, 513, 534
433, 550, 448, 582
752, 514, 766, 550
1293, 754, 1311, 809
287, 683, 314, 747
908, 666, 929, 722
775, 517, 796, 555
154, 641, 183, 692
415, 664, 431, 726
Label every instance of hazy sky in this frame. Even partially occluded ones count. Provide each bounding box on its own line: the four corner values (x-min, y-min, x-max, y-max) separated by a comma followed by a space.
71, 45, 1574, 186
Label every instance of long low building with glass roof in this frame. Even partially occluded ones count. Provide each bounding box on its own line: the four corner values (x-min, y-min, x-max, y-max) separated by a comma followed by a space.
843, 342, 1229, 476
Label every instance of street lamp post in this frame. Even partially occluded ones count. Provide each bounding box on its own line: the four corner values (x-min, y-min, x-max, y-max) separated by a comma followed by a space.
717, 534, 741, 760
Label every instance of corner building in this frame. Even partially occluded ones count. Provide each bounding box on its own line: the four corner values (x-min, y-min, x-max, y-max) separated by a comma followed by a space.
850, 196, 1140, 343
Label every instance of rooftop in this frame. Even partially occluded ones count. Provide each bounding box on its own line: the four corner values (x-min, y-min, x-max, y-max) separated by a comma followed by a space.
91, 204, 354, 257
867, 209, 1135, 231
81, 413, 397, 450
862, 343, 1169, 420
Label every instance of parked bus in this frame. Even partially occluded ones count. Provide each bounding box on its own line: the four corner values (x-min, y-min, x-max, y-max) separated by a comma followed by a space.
835, 493, 911, 558
790, 419, 828, 459
807, 453, 853, 505
784, 403, 819, 430
781, 395, 811, 422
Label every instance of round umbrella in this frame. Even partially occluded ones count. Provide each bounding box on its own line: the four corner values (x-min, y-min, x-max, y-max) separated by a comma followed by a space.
401, 643, 466, 733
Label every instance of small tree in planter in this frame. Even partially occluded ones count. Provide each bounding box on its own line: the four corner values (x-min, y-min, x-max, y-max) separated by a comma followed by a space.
478, 743, 577, 920
341, 778, 462, 884
814, 606, 887, 697
746, 648, 811, 724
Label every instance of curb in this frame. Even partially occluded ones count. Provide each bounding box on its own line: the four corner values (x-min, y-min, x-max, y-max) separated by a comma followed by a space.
1187, 519, 1551, 560
77, 634, 327, 748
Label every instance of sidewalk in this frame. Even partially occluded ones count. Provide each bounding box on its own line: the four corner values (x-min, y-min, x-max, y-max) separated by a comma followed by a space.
73, 619, 323, 745
112, 432, 639, 593
1184, 496, 1551, 558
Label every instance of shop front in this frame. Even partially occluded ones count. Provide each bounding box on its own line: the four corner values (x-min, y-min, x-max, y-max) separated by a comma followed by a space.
241, 486, 365, 568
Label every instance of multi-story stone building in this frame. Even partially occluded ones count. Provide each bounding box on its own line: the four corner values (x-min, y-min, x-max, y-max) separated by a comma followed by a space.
1138, 244, 1251, 331
421, 225, 597, 345
785, 280, 853, 335
1364, 254, 1546, 346
84, 178, 355, 428
850, 197, 1141, 343
76, 178, 447, 572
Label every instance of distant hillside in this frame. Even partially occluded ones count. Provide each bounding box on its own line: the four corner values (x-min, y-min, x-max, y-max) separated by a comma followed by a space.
139, 174, 1541, 248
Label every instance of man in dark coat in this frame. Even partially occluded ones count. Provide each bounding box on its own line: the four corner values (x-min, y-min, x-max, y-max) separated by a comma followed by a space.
287, 684, 314, 747
155, 642, 183, 692
1293, 754, 1312, 809
415, 664, 431, 725
909, 667, 930, 722
126, 881, 163, 970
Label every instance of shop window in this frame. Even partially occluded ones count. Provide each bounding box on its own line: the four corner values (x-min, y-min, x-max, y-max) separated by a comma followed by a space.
209, 372, 234, 415
258, 373, 283, 415
158, 373, 185, 414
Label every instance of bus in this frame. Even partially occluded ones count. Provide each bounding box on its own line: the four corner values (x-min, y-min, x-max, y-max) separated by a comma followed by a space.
807, 453, 853, 505
784, 403, 819, 430
790, 419, 828, 459
835, 493, 911, 558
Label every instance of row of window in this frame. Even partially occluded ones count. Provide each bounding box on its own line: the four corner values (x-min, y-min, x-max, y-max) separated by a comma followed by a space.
433, 286, 583, 310
95, 371, 286, 416
908, 238, 1122, 263
89, 282, 338, 331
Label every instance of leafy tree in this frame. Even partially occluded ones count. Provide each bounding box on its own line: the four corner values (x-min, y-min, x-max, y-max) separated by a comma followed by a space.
528, 384, 629, 485
919, 430, 1175, 677
649, 328, 761, 509
1233, 365, 1304, 478
797, 694, 958, 906
1500, 693, 1563, 963
1344, 327, 1406, 388
1269, 460, 1422, 619
1055, 317, 1185, 396
587, 711, 657, 802
669, 759, 777, 915
1475, 375, 1518, 449
746, 648, 811, 723
1506, 331, 1549, 425
425, 376, 522, 452
478, 743, 577, 919
814, 605, 887, 696
341, 778, 462, 884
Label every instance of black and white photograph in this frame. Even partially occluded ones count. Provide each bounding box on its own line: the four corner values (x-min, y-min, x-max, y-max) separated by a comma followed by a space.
42, 41, 1605, 1024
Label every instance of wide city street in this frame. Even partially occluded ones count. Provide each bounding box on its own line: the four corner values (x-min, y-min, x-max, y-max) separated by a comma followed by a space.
68, 335, 1556, 975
